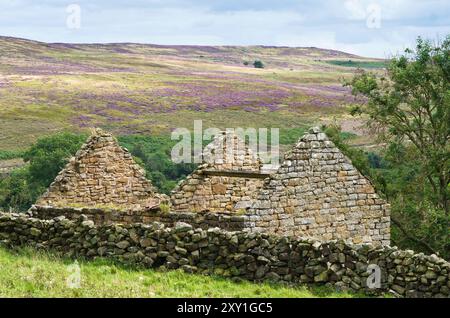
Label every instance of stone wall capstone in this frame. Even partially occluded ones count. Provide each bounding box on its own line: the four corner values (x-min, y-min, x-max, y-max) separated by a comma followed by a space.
0, 212, 448, 298
29, 205, 252, 231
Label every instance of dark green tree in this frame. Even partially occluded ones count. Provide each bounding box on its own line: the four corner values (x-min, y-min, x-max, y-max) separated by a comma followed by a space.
23, 132, 87, 187
347, 36, 449, 213
0, 132, 86, 211
346, 36, 450, 257
253, 60, 264, 68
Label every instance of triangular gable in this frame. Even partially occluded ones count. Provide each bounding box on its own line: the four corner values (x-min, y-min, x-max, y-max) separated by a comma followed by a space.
170, 131, 268, 212
201, 130, 261, 171
250, 127, 390, 246
36, 128, 162, 210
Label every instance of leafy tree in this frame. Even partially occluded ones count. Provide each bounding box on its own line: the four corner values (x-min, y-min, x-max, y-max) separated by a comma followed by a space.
0, 168, 37, 211
346, 36, 450, 258
23, 132, 87, 187
347, 36, 449, 213
378, 142, 449, 256
253, 60, 264, 68
0, 132, 86, 211
118, 135, 196, 195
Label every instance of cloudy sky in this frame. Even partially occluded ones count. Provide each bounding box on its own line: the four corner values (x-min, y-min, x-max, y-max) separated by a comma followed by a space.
0, 0, 449, 57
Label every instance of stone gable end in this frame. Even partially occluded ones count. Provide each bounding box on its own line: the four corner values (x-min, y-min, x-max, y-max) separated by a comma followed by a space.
250, 127, 390, 246
35, 128, 162, 210
170, 131, 269, 212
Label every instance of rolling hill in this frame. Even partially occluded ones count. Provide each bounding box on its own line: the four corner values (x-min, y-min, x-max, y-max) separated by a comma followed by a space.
0, 36, 385, 151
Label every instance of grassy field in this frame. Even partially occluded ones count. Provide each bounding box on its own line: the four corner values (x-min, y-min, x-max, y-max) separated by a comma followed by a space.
325, 60, 387, 69
0, 36, 385, 152
0, 246, 364, 298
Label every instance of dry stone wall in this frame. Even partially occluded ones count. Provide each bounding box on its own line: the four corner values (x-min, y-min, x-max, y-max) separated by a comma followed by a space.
0, 212, 448, 298
35, 129, 166, 211
29, 205, 251, 231
171, 131, 268, 212
250, 127, 390, 246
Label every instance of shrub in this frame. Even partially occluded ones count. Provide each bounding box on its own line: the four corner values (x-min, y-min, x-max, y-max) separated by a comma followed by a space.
23, 132, 87, 186
118, 135, 196, 195
159, 203, 170, 214
253, 60, 264, 68
0, 132, 86, 211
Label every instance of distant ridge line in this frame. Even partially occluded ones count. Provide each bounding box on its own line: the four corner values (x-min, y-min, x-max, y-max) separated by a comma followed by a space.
0, 35, 365, 58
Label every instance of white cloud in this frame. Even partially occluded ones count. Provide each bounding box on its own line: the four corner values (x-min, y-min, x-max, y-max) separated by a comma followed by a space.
344, 0, 367, 20
0, 0, 448, 57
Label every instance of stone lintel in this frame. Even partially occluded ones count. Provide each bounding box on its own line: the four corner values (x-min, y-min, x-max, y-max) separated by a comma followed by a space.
201, 169, 272, 179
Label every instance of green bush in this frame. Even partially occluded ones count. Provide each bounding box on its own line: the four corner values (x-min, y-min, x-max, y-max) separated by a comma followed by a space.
23, 132, 87, 186
0, 167, 38, 211
0, 132, 86, 211
118, 135, 196, 195
253, 60, 264, 68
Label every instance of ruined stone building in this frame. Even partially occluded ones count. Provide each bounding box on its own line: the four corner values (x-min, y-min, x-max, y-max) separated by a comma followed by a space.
248, 127, 390, 246
34, 128, 166, 214
170, 131, 272, 212
31, 127, 390, 246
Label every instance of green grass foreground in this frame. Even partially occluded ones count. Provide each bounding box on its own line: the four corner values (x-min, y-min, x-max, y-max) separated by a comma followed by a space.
0, 246, 365, 298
